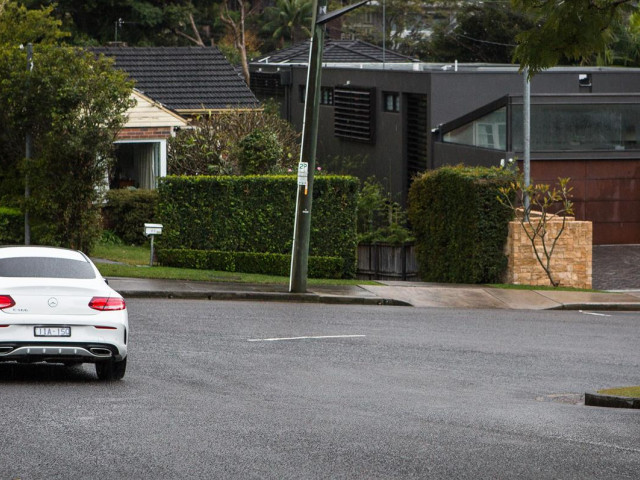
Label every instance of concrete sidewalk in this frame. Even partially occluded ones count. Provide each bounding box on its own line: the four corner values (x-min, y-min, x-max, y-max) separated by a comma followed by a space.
108, 277, 640, 310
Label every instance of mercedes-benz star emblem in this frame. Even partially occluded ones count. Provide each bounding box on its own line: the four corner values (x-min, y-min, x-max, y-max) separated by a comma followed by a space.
48, 297, 58, 308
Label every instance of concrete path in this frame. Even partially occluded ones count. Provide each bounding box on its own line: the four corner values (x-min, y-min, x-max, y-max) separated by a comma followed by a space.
108, 277, 640, 310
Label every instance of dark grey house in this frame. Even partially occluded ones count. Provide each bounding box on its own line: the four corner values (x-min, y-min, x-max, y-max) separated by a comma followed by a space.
250, 47, 640, 244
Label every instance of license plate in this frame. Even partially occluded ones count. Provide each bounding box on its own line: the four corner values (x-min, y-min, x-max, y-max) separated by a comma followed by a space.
34, 327, 71, 337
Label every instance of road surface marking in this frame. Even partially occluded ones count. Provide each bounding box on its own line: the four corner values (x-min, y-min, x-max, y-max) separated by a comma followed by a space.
248, 334, 366, 342
579, 310, 611, 317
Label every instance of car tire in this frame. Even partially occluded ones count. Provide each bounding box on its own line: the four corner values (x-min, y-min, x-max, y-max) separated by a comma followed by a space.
95, 357, 127, 381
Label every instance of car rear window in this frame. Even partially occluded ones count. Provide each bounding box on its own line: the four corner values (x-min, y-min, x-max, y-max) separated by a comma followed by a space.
0, 257, 96, 279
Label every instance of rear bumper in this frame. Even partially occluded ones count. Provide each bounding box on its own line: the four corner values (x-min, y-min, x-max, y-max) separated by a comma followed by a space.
0, 342, 126, 363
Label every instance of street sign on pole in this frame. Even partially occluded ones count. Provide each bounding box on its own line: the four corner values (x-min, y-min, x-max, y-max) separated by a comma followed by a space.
289, 0, 368, 293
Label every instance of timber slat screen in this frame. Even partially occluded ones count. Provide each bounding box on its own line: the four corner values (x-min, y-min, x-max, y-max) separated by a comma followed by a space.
357, 243, 418, 281
334, 85, 376, 143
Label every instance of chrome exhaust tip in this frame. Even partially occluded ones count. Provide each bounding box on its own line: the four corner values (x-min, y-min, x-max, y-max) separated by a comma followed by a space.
89, 347, 112, 357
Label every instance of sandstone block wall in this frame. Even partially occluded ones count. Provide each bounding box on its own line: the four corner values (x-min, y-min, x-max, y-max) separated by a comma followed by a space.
504, 217, 592, 289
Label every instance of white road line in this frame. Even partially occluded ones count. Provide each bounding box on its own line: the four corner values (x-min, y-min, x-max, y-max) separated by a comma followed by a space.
579, 310, 611, 317
248, 334, 366, 342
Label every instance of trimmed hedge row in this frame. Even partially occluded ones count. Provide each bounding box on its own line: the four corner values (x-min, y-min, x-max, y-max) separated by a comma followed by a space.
102, 189, 159, 245
0, 207, 23, 245
408, 165, 515, 283
157, 248, 344, 278
156, 175, 359, 278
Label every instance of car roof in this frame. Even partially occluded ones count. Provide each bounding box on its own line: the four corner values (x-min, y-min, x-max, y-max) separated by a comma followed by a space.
0, 246, 89, 262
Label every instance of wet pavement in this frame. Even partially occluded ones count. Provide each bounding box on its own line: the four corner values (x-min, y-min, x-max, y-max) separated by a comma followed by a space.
592, 244, 640, 290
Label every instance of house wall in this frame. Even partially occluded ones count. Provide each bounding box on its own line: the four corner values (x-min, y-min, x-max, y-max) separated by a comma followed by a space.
289, 66, 432, 202
528, 159, 640, 245
116, 127, 173, 141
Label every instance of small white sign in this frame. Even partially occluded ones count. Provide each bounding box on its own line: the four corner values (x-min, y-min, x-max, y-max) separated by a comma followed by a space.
144, 223, 163, 236
297, 162, 309, 186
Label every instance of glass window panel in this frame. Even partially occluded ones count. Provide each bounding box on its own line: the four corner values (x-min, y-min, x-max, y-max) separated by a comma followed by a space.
512, 104, 640, 151
443, 107, 506, 150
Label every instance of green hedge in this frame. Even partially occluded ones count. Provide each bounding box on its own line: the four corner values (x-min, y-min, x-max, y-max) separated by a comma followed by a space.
157, 248, 343, 279
408, 165, 515, 283
156, 175, 358, 277
0, 207, 24, 245
102, 189, 159, 245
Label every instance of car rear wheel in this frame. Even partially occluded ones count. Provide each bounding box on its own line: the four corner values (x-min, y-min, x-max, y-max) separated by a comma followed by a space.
95, 357, 127, 381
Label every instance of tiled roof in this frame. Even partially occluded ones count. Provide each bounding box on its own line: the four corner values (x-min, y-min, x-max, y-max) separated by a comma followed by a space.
91, 47, 259, 112
252, 39, 418, 64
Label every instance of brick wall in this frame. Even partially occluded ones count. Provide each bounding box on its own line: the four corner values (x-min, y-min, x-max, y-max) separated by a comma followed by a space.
116, 127, 172, 140
504, 216, 593, 289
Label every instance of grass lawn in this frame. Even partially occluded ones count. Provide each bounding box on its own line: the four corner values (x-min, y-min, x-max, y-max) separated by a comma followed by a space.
597, 386, 640, 398
92, 244, 375, 286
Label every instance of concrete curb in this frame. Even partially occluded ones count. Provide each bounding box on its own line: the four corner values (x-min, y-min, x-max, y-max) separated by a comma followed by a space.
584, 392, 640, 409
119, 289, 412, 307
549, 303, 640, 311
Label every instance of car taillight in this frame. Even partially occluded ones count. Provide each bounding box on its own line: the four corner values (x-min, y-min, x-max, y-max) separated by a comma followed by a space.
89, 297, 126, 311
0, 295, 15, 310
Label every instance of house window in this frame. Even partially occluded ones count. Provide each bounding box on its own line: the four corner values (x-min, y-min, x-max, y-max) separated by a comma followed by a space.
512, 103, 640, 151
334, 85, 376, 143
443, 107, 506, 151
320, 87, 334, 105
299, 85, 306, 103
383, 92, 400, 112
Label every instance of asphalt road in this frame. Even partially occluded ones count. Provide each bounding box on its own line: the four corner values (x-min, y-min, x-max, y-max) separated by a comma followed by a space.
1, 300, 639, 479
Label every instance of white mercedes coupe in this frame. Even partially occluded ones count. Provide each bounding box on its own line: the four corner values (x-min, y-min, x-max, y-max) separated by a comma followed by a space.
0, 246, 128, 380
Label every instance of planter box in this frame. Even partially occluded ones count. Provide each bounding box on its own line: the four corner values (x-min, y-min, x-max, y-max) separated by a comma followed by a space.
504, 216, 592, 289
357, 243, 418, 281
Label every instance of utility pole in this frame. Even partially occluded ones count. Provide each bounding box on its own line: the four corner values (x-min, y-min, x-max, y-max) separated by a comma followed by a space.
523, 67, 531, 220
24, 43, 33, 246
289, 0, 369, 293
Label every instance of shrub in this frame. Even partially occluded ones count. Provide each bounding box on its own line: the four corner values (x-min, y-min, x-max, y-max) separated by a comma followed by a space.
156, 175, 358, 277
157, 249, 343, 279
408, 165, 515, 283
0, 207, 24, 245
235, 130, 284, 174
167, 110, 299, 176
102, 189, 159, 245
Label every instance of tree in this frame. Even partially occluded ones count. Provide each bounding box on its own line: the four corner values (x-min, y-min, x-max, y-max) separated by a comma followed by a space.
498, 177, 575, 287
426, 2, 533, 63
512, 0, 638, 75
220, 0, 256, 84
262, 0, 312, 48
0, 1, 134, 251
167, 109, 299, 176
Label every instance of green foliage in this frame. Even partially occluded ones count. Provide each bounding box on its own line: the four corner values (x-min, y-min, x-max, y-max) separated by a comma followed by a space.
0, 206, 23, 244
513, 0, 636, 75
357, 177, 413, 245
102, 189, 159, 246
0, 2, 135, 253
0, 1, 68, 45
262, 0, 312, 47
426, 2, 532, 63
235, 130, 284, 175
408, 165, 516, 284
155, 175, 358, 278
168, 110, 299, 176
157, 248, 343, 279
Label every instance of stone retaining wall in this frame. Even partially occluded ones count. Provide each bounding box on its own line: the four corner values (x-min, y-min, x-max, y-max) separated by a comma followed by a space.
504, 216, 593, 289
